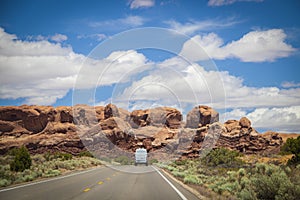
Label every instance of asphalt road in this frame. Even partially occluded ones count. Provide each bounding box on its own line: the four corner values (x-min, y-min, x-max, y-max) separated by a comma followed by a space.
0, 166, 200, 200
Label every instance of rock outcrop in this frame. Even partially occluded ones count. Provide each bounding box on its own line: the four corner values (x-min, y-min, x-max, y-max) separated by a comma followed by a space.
129, 107, 182, 129
186, 105, 219, 128
0, 104, 285, 159
180, 117, 283, 158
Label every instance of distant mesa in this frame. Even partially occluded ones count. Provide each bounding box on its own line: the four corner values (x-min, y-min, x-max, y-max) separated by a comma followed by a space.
0, 104, 289, 159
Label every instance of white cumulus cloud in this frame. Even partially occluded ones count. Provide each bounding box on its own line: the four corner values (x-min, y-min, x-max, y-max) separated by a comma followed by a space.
0, 28, 149, 105
180, 29, 296, 62
128, 0, 155, 9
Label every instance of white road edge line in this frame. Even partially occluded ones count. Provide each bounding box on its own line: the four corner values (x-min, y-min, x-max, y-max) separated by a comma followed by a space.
152, 166, 188, 200
0, 166, 102, 193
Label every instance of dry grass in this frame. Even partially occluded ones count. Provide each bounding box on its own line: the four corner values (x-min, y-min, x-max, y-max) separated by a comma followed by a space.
241, 154, 293, 165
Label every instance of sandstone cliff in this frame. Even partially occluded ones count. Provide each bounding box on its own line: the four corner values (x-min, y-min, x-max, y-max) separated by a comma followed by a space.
0, 104, 284, 158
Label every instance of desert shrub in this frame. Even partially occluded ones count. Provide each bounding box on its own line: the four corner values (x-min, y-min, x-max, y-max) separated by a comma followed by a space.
171, 171, 186, 178
201, 148, 244, 167
0, 155, 12, 165
59, 153, 73, 161
149, 159, 158, 164
114, 156, 131, 165
165, 165, 177, 172
31, 154, 46, 163
78, 151, 94, 158
251, 163, 300, 200
44, 152, 52, 161
0, 179, 11, 187
43, 169, 61, 178
174, 159, 188, 166
281, 136, 300, 166
238, 189, 257, 200
10, 146, 32, 172
183, 174, 201, 184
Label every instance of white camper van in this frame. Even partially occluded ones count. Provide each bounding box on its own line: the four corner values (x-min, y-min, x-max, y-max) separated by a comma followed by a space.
135, 148, 148, 166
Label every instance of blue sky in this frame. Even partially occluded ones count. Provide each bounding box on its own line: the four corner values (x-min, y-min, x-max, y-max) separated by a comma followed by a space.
0, 0, 300, 133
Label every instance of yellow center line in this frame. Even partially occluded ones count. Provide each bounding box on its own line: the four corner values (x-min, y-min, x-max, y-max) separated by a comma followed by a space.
83, 188, 91, 192
98, 181, 103, 185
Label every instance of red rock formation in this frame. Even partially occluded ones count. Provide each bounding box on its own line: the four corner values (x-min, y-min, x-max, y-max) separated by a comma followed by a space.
186, 105, 219, 128
129, 107, 182, 129
0, 104, 285, 159
181, 118, 283, 158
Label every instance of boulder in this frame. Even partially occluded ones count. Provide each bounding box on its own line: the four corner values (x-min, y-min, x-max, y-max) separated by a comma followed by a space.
104, 104, 120, 119
224, 120, 240, 132
130, 109, 149, 128
164, 107, 182, 129
130, 107, 182, 128
239, 117, 251, 128
186, 105, 219, 128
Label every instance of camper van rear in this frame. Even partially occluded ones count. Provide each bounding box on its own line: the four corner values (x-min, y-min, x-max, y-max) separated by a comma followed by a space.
135, 148, 148, 166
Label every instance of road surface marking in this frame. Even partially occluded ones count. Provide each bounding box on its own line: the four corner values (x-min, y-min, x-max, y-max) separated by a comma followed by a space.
0, 167, 102, 193
83, 188, 91, 192
106, 177, 110, 181
98, 181, 103, 185
152, 166, 188, 200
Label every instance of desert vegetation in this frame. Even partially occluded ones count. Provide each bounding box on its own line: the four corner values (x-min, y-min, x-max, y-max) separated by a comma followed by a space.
0, 147, 101, 187
158, 146, 300, 200
281, 136, 300, 166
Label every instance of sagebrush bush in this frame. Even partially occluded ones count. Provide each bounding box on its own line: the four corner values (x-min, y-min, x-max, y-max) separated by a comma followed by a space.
171, 171, 186, 178
201, 148, 244, 167
251, 163, 300, 200
78, 151, 94, 158
183, 174, 201, 184
162, 148, 300, 199
114, 156, 132, 165
0, 152, 101, 188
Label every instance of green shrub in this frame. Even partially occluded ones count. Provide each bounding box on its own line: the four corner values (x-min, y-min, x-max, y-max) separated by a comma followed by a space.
281, 136, 300, 166
251, 163, 300, 200
78, 151, 94, 158
43, 169, 61, 178
174, 159, 188, 166
114, 156, 131, 165
166, 165, 177, 172
171, 171, 186, 178
44, 152, 52, 161
183, 174, 201, 184
60, 153, 73, 161
10, 146, 32, 172
238, 189, 257, 200
201, 148, 244, 167
31, 154, 46, 163
0, 179, 11, 187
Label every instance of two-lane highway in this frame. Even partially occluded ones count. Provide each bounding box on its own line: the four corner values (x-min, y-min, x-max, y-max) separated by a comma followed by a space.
0, 166, 200, 200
